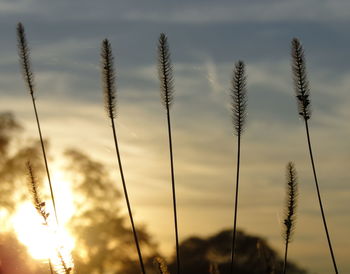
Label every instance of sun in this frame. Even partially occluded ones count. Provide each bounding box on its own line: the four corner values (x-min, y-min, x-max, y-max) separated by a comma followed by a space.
11, 168, 76, 265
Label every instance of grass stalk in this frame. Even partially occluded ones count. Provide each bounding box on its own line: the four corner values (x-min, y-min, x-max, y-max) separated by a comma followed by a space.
282, 162, 298, 274
17, 22, 59, 226
304, 119, 338, 272
100, 39, 146, 274
229, 61, 247, 274
49, 260, 54, 274
291, 38, 338, 273
27, 162, 72, 273
157, 33, 180, 274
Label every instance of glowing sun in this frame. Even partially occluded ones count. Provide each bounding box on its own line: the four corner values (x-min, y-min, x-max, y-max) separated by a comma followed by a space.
11, 169, 75, 265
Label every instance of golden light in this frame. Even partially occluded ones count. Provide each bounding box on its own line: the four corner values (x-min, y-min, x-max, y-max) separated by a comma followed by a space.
11, 168, 75, 268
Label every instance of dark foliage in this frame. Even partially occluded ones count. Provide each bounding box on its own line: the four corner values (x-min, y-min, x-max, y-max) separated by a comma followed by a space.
168, 229, 308, 274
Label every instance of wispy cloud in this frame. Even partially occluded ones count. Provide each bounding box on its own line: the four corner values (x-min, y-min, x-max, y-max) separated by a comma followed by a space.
3, 0, 350, 24
123, 0, 350, 24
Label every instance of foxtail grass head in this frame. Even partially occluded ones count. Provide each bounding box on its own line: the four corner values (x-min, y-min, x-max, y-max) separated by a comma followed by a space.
283, 162, 298, 244
27, 162, 74, 273
27, 161, 49, 223
56, 251, 73, 274
17, 22, 35, 96
154, 257, 170, 274
158, 33, 174, 109
101, 39, 117, 119
231, 60, 247, 136
291, 38, 311, 120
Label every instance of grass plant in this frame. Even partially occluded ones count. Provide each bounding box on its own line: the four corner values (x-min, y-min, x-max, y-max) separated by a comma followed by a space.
282, 162, 298, 274
100, 38, 146, 274
27, 161, 72, 274
291, 38, 338, 273
229, 61, 247, 274
157, 33, 180, 274
17, 22, 59, 225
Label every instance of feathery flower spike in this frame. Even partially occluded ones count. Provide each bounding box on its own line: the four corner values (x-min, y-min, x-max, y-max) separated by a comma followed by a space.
282, 162, 298, 274
291, 38, 311, 120
101, 39, 117, 119
231, 60, 247, 136
158, 33, 175, 109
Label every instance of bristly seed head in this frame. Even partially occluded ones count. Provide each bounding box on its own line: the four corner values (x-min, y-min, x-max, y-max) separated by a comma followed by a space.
158, 33, 174, 109
291, 38, 311, 120
17, 22, 35, 96
101, 38, 117, 119
27, 161, 50, 224
153, 257, 170, 274
283, 162, 298, 244
231, 60, 247, 136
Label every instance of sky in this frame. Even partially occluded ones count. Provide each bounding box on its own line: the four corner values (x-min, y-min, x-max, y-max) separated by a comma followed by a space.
1, 0, 350, 273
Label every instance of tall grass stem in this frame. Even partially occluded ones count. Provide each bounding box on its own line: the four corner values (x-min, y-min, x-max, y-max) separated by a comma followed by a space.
110, 118, 146, 274
101, 38, 146, 274
304, 120, 338, 273
17, 22, 59, 225
229, 61, 247, 274
157, 33, 180, 274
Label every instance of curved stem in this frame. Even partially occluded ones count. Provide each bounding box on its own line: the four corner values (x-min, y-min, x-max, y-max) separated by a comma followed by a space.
283, 240, 289, 274
230, 134, 241, 274
166, 107, 180, 274
304, 119, 338, 273
31, 94, 59, 225
48, 259, 54, 274
110, 118, 146, 274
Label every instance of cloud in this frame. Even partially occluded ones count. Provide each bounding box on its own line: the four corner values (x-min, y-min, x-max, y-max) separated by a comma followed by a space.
3, 0, 350, 25
0, 0, 36, 14
122, 0, 350, 24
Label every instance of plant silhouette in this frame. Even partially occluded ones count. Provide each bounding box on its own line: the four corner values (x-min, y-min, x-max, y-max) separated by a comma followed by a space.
291, 38, 338, 273
157, 33, 181, 274
100, 39, 147, 274
282, 162, 298, 274
229, 60, 247, 274
17, 22, 59, 225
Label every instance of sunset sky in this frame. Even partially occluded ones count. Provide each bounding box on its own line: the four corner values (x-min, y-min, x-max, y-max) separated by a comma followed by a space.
1, 1, 350, 273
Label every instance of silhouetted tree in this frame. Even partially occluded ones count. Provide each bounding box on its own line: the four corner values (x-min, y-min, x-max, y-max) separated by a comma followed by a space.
168, 229, 308, 274
64, 149, 158, 273
0, 112, 44, 212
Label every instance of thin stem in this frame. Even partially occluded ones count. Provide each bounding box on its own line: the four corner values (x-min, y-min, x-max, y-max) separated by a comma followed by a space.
31, 94, 59, 225
166, 106, 180, 274
230, 134, 241, 274
283, 240, 289, 274
110, 118, 146, 274
49, 259, 54, 274
304, 119, 338, 273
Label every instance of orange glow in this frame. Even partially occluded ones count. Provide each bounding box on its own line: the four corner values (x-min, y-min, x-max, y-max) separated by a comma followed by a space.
11, 169, 75, 269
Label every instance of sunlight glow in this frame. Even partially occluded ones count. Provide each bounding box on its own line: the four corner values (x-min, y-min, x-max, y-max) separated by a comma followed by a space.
11, 168, 75, 268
